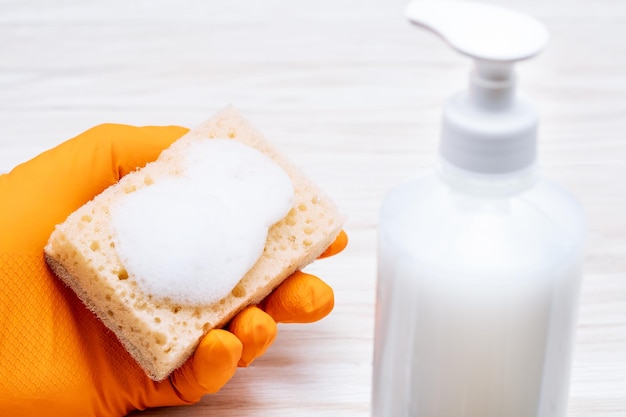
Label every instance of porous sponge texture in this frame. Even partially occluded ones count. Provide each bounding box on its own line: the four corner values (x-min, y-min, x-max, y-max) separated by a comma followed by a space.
44, 108, 344, 381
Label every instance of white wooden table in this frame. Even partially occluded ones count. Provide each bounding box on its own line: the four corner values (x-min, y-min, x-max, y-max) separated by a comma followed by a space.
1, 0, 625, 415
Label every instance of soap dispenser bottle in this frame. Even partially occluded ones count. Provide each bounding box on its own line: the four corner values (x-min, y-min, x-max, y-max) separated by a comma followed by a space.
372, 2, 586, 417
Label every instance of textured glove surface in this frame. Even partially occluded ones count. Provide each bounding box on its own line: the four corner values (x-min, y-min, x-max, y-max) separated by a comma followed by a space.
0, 124, 344, 416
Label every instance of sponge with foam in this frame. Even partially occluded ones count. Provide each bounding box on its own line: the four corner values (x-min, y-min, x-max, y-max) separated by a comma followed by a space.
44, 108, 345, 381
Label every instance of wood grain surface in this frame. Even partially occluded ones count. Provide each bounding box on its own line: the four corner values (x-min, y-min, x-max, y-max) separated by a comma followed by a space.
1, 0, 625, 415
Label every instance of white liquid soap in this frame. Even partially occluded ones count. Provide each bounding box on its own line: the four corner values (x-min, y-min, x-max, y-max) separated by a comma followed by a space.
372, 2, 587, 417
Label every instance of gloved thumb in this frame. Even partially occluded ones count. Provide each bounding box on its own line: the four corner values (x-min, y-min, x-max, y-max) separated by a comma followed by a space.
0, 123, 188, 252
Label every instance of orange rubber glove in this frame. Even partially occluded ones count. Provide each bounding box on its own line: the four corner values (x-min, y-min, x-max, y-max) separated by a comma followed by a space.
0, 124, 347, 417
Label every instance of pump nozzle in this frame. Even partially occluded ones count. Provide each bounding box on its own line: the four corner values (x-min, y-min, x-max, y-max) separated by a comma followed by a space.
406, 1, 549, 174
406, 1, 548, 63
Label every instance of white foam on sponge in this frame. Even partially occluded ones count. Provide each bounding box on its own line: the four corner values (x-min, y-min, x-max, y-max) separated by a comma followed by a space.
110, 139, 295, 305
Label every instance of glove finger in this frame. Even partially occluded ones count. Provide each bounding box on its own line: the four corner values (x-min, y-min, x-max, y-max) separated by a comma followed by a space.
262, 271, 334, 324
169, 329, 242, 403
228, 306, 277, 367
317, 230, 348, 259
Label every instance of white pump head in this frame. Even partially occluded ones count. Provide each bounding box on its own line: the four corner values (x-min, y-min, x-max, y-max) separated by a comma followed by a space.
406, 1, 549, 174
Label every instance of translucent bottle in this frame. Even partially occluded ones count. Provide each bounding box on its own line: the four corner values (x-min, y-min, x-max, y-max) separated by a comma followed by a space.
372, 2, 587, 417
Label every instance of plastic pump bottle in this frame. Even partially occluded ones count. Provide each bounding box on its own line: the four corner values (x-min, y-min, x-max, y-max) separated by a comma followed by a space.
372, 2, 586, 416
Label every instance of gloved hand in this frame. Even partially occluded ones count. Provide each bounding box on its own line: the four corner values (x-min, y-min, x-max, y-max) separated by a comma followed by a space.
0, 124, 347, 417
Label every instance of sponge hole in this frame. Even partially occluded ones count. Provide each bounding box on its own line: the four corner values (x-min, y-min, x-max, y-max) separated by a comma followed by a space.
116, 268, 129, 280
154, 333, 167, 346
231, 284, 246, 298
90, 241, 100, 251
